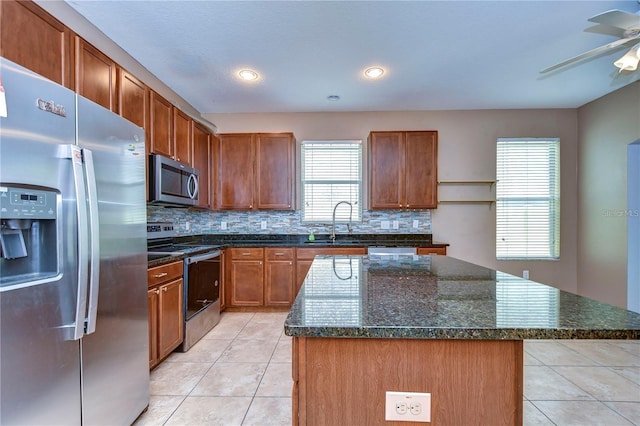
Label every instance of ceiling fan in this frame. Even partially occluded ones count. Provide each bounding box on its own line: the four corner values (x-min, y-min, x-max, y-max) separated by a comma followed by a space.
541, 9, 640, 73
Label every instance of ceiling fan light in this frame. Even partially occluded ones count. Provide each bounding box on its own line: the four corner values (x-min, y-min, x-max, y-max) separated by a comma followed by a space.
614, 45, 640, 72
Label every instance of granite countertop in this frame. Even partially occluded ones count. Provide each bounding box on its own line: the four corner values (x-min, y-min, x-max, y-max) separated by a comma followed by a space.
147, 233, 447, 267
284, 255, 640, 340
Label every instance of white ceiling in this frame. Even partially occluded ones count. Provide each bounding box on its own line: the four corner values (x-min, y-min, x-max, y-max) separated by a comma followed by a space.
63, 0, 640, 114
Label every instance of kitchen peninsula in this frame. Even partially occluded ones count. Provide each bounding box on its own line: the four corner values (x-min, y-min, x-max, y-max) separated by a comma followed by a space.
284, 255, 640, 426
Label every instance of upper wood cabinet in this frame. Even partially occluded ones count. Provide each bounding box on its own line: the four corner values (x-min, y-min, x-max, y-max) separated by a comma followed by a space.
193, 123, 212, 209
255, 133, 295, 210
173, 108, 193, 165
0, 0, 74, 88
75, 37, 117, 112
149, 91, 173, 158
217, 132, 295, 210
369, 131, 438, 209
118, 69, 148, 129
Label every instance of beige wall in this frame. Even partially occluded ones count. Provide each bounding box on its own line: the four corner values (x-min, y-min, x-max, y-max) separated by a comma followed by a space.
577, 81, 640, 308
206, 109, 579, 293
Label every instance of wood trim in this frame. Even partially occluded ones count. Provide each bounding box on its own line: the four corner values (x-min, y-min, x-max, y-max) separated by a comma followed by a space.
294, 337, 523, 425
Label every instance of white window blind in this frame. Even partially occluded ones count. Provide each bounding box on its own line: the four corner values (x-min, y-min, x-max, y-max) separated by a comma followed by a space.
302, 140, 362, 222
496, 138, 560, 260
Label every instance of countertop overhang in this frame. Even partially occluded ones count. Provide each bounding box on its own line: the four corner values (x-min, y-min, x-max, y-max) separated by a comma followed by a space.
284, 255, 640, 340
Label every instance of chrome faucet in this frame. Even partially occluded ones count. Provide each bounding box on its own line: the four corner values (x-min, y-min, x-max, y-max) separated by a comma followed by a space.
331, 201, 353, 243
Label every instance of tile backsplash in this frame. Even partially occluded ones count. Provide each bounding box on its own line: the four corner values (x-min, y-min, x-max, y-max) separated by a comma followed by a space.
147, 206, 431, 236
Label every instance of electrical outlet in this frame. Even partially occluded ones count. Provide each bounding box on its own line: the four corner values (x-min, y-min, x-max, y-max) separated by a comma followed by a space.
185, 222, 190, 231
381, 220, 390, 230
221, 221, 227, 230
523, 270, 530, 279
385, 391, 431, 422
393, 220, 399, 229
413, 220, 419, 228
261, 220, 267, 230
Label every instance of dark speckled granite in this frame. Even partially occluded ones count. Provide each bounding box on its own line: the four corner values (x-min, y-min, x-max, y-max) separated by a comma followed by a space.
284, 255, 640, 340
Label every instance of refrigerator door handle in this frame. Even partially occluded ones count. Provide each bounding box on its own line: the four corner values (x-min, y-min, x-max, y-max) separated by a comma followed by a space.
82, 149, 100, 335
69, 145, 90, 341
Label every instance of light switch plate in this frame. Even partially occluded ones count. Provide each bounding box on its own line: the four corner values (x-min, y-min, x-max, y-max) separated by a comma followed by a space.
381, 220, 390, 229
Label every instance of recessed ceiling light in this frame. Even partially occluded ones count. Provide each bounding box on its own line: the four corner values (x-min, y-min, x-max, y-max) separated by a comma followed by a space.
327, 95, 340, 101
238, 69, 259, 81
364, 67, 385, 79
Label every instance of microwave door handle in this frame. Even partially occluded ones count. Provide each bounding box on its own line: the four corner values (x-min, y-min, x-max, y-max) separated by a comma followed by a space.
82, 149, 100, 335
68, 145, 89, 341
187, 173, 199, 200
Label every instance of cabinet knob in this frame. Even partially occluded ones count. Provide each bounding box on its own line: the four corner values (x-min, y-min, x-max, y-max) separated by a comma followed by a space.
275, 252, 284, 256
242, 253, 251, 256
163, 287, 168, 292
155, 289, 160, 294
153, 272, 168, 278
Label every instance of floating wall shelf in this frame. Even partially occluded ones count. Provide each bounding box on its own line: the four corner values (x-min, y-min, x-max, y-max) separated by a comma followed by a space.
437, 180, 497, 208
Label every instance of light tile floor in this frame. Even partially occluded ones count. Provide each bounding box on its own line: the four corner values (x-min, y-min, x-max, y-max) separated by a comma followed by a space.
135, 312, 640, 425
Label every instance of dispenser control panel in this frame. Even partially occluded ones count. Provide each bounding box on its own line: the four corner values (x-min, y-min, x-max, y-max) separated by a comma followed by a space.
0, 186, 58, 220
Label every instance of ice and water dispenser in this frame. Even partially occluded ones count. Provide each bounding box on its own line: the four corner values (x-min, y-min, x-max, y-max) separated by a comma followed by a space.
0, 185, 59, 289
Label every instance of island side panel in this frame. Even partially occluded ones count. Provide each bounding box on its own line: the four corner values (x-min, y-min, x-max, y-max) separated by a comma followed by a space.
292, 337, 523, 426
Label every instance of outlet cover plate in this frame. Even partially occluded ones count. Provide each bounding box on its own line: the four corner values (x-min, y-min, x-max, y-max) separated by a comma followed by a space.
385, 391, 431, 422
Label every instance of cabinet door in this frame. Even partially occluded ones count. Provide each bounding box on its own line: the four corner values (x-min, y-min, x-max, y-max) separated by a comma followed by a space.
218, 134, 254, 209
158, 278, 183, 359
193, 123, 211, 209
265, 261, 295, 306
295, 260, 313, 296
75, 37, 117, 112
149, 91, 173, 158
404, 131, 438, 209
118, 69, 148, 128
255, 133, 295, 210
147, 288, 159, 369
230, 260, 264, 306
0, 0, 73, 88
369, 132, 405, 209
173, 108, 192, 165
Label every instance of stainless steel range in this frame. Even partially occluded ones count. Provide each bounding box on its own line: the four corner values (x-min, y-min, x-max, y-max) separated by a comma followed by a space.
147, 222, 221, 351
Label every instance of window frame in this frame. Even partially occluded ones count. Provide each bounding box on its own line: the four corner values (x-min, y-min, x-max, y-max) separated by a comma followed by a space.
301, 140, 363, 224
496, 137, 560, 260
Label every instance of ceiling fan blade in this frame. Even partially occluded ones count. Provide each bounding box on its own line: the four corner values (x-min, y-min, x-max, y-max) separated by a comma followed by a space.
540, 36, 639, 73
588, 9, 640, 30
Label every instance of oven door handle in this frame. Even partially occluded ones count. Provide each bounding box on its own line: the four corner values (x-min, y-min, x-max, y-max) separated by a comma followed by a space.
186, 250, 221, 263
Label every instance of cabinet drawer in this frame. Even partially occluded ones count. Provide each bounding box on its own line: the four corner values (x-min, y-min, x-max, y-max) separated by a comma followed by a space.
296, 247, 366, 260
148, 261, 183, 287
417, 247, 447, 255
265, 248, 295, 261
230, 247, 264, 260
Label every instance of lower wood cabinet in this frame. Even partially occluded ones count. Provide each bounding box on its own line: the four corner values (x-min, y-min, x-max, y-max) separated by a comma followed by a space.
417, 246, 447, 255
147, 261, 184, 369
226, 247, 296, 308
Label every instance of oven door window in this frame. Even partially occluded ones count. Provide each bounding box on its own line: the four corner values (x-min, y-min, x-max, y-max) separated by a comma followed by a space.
185, 257, 220, 320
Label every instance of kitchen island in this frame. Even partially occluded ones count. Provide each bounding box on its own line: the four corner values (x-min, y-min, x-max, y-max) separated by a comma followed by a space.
284, 255, 640, 426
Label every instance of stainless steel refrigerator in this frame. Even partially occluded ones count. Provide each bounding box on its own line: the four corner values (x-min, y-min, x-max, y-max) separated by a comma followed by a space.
0, 57, 149, 425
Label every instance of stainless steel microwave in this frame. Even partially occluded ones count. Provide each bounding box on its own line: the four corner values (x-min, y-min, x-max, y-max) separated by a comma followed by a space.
149, 154, 199, 206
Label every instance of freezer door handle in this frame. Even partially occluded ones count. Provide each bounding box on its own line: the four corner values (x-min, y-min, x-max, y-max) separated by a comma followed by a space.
69, 145, 90, 341
83, 149, 100, 335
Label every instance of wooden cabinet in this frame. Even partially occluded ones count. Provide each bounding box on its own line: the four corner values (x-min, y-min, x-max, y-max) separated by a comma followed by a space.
75, 37, 117, 111
193, 123, 213, 209
255, 133, 295, 210
173, 108, 192, 165
226, 247, 297, 308
217, 133, 295, 210
295, 247, 366, 294
265, 248, 295, 307
0, 0, 74, 88
149, 91, 173, 158
147, 261, 184, 369
417, 246, 447, 255
118, 69, 148, 129
228, 248, 264, 306
369, 131, 438, 209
